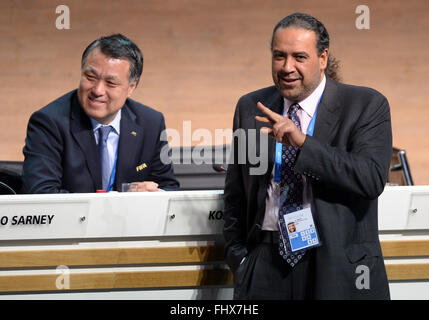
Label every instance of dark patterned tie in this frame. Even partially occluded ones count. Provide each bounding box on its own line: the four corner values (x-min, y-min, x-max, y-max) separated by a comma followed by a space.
98, 126, 113, 190
278, 103, 305, 267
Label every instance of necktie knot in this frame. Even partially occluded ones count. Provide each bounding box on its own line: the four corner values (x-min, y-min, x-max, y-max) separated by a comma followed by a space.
287, 103, 300, 118
287, 103, 301, 130
98, 126, 113, 144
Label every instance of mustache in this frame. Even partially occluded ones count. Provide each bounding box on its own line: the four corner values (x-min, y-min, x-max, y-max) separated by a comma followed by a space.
277, 72, 302, 81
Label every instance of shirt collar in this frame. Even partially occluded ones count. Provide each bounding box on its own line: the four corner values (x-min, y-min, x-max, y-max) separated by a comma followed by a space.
283, 75, 326, 118
90, 109, 121, 135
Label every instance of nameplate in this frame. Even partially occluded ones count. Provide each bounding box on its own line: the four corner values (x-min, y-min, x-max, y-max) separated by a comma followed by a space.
407, 192, 429, 229
164, 196, 224, 236
0, 200, 89, 240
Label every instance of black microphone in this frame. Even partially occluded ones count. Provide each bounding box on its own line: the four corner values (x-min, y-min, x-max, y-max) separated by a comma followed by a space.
212, 164, 227, 173
0, 181, 16, 194
390, 164, 402, 171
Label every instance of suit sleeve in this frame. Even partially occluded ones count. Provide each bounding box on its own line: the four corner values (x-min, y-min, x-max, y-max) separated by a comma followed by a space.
223, 98, 249, 273
295, 93, 392, 199
22, 111, 69, 193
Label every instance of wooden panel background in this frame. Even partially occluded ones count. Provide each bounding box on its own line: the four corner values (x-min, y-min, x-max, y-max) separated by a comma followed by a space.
0, 0, 428, 184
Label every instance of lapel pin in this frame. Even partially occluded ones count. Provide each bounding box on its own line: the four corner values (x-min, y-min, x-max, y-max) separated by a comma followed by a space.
136, 163, 147, 172
131, 131, 137, 136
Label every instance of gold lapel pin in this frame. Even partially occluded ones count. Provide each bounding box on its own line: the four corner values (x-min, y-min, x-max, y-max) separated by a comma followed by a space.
131, 131, 137, 136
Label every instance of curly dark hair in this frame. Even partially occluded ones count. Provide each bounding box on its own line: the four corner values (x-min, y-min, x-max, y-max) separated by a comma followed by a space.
271, 13, 341, 82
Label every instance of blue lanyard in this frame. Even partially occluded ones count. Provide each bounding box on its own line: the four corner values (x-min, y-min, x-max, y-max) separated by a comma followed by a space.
274, 94, 323, 182
106, 148, 118, 192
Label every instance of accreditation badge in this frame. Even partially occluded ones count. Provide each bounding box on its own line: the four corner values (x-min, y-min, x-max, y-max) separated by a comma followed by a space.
279, 207, 321, 252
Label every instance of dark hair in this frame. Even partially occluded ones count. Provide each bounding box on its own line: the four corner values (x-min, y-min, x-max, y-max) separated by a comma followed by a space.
81, 34, 143, 86
271, 13, 341, 82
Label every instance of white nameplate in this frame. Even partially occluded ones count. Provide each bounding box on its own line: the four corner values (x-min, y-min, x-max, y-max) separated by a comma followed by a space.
0, 200, 89, 240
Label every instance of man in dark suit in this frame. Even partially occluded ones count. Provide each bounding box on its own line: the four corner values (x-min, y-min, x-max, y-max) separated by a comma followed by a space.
22, 34, 179, 193
223, 13, 392, 299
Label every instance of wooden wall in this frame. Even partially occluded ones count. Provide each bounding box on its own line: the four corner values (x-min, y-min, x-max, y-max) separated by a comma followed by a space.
1, 0, 428, 184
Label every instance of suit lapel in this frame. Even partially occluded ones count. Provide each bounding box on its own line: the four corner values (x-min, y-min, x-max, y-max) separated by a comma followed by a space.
254, 89, 283, 215
312, 78, 341, 142
115, 103, 145, 190
70, 94, 101, 190
254, 88, 283, 177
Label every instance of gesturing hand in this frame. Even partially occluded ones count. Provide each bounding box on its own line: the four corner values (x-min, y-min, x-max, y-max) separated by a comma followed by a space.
255, 102, 306, 148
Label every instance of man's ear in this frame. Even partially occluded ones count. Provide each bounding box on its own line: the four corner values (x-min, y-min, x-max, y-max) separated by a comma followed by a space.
319, 48, 329, 71
127, 79, 138, 97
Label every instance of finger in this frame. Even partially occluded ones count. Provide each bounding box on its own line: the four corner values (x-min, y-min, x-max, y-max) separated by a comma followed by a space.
260, 127, 274, 137
134, 181, 159, 192
147, 185, 160, 192
275, 122, 305, 147
273, 123, 292, 144
144, 182, 159, 192
255, 115, 272, 124
257, 102, 283, 123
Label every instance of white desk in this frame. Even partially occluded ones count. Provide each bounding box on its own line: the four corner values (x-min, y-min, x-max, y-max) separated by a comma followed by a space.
0, 187, 429, 299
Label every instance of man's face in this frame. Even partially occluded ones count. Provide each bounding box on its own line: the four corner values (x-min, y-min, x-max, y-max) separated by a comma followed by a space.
271, 27, 328, 102
78, 47, 137, 124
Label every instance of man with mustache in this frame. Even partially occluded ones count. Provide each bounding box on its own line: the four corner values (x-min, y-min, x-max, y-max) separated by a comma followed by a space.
22, 34, 179, 193
223, 13, 392, 299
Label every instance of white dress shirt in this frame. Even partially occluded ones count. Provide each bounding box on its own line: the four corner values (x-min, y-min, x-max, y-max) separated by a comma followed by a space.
90, 110, 121, 180
262, 76, 326, 230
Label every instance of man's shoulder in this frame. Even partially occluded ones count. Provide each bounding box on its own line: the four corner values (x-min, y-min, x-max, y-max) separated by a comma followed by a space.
330, 79, 387, 102
125, 98, 164, 121
238, 85, 279, 103
35, 89, 77, 117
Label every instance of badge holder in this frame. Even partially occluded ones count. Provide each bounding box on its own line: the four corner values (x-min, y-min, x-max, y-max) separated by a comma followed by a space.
278, 206, 322, 254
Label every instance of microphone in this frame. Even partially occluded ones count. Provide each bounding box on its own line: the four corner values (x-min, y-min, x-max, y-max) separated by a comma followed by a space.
390, 164, 402, 171
212, 164, 227, 173
0, 181, 16, 194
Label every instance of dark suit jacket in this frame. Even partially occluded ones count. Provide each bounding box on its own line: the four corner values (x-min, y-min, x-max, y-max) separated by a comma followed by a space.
22, 89, 179, 193
223, 78, 392, 299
